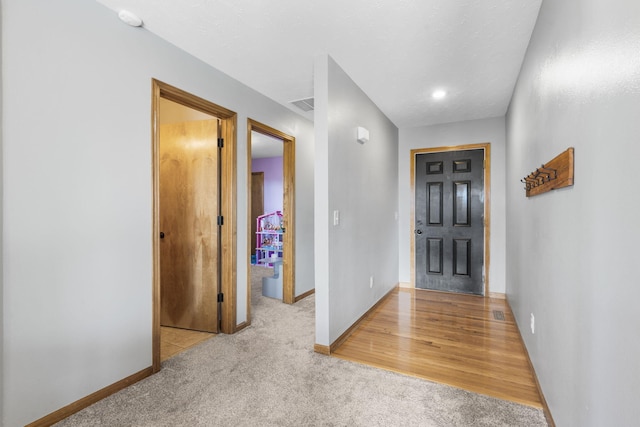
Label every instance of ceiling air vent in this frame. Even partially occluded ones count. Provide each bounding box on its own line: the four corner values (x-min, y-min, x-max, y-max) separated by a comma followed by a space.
290, 97, 314, 112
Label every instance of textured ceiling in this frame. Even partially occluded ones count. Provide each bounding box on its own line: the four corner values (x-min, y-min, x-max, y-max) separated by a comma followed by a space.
97, 0, 542, 128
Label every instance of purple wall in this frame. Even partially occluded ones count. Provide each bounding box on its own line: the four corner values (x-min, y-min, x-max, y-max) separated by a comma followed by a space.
252, 156, 283, 214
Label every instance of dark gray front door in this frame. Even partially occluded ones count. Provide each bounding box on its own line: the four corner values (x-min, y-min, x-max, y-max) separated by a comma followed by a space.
415, 149, 484, 295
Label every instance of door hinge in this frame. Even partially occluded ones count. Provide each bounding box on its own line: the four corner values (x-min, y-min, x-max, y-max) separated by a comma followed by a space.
217, 137, 224, 148
217, 215, 224, 226
217, 293, 224, 303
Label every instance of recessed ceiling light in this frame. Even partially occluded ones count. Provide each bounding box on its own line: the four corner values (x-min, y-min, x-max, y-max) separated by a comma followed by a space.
118, 10, 143, 27
432, 90, 447, 100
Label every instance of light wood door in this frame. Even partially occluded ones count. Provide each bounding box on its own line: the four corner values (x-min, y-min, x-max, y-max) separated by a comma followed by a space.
160, 119, 219, 332
415, 149, 484, 295
250, 172, 264, 256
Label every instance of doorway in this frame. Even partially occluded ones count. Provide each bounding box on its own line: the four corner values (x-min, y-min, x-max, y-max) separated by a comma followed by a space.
410, 143, 491, 296
152, 79, 238, 372
159, 109, 219, 332
247, 119, 295, 315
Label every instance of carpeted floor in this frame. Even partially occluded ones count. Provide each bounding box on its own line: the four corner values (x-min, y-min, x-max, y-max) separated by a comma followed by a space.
56, 266, 547, 426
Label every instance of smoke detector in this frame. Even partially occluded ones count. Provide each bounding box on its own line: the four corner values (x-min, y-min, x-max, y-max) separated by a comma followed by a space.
118, 10, 143, 27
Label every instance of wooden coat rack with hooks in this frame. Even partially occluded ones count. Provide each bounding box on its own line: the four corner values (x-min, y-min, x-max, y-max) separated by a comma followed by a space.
521, 147, 574, 197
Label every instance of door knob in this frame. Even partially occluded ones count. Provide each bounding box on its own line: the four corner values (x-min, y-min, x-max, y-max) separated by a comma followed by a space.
160, 232, 165, 239
415, 229, 423, 235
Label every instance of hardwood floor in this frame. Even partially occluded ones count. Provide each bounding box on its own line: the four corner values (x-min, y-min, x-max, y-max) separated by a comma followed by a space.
332, 287, 542, 408
160, 326, 215, 362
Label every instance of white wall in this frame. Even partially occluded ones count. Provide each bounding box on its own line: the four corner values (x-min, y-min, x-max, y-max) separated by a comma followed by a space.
293, 131, 315, 297
314, 56, 331, 345
0, 0, 4, 417
1, 0, 314, 425
398, 117, 507, 293
315, 55, 399, 346
506, 0, 640, 425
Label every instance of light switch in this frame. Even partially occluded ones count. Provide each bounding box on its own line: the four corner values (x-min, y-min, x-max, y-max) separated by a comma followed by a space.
333, 210, 340, 226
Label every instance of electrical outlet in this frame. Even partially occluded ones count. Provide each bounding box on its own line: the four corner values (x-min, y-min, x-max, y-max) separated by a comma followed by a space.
530, 313, 535, 334
369, 276, 374, 289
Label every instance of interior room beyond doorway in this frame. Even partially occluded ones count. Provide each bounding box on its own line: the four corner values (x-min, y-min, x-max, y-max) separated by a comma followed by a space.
250, 131, 285, 300
251, 131, 284, 265
247, 119, 297, 311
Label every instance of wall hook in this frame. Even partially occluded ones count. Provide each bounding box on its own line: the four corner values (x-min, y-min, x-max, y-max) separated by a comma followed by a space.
522, 148, 574, 197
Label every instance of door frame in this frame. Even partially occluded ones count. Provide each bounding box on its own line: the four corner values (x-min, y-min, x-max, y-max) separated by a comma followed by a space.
410, 143, 491, 296
247, 119, 296, 311
250, 172, 265, 258
151, 79, 238, 372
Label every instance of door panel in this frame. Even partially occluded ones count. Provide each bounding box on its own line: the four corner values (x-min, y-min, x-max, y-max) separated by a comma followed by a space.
427, 238, 443, 274
453, 239, 471, 276
453, 181, 471, 226
428, 183, 443, 225
415, 149, 484, 295
160, 119, 219, 332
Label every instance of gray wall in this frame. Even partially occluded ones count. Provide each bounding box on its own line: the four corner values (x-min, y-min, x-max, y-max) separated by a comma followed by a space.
398, 117, 507, 293
315, 55, 399, 346
506, 0, 640, 425
1, 0, 314, 425
0, 1, 4, 419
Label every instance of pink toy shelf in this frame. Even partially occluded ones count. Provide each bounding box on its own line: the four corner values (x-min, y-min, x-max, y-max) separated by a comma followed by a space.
255, 211, 284, 266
